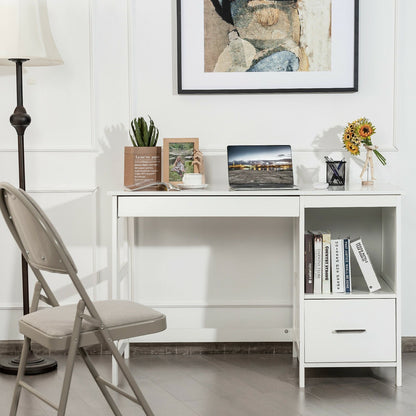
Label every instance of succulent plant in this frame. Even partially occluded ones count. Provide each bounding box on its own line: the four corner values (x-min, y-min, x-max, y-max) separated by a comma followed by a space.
129, 116, 159, 147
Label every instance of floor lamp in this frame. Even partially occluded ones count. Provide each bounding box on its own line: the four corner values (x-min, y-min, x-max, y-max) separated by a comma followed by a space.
0, 0, 63, 375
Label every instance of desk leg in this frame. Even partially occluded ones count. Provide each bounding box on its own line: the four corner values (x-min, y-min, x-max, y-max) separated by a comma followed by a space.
123, 216, 135, 360
111, 205, 135, 384
296, 210, 305, 388
111, 196, 119, 301
299, 364, 305, 388
112, 341, 130, 385
292, 342, 298, 358
292, 216, 299, 361
111, 197, 119, 385
111, 197, 120, 385
396, 363, 402, 387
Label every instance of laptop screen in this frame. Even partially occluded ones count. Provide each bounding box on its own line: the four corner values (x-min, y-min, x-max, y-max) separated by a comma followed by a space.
227, 145, 294, 188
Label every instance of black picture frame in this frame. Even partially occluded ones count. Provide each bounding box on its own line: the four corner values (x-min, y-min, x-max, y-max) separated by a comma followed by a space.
177, 0, 359, 94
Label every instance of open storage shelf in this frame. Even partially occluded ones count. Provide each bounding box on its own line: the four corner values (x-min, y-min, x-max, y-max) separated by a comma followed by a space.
304, 275, 395, 299
297, 192, 401, 387
304, 206, 398, 297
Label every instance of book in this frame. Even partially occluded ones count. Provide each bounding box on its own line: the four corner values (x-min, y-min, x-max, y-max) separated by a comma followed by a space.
343, 238, 352, 293
309, 231, 323, 294
331, 239, 345, 293
321, 232, 331, 294
350, 238, 382, 292
304, 233, 314, 293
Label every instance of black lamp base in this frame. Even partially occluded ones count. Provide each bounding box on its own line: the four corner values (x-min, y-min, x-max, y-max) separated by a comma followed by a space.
0, 351, 57, 375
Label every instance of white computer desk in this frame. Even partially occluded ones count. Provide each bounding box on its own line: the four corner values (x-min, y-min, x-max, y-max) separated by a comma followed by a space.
111, 184, 402, 387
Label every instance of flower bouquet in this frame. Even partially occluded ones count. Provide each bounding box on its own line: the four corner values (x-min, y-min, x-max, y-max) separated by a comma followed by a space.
342, 118, 386, 184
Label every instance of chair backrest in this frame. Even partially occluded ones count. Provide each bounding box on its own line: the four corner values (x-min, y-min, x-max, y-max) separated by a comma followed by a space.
0, 183, 77, 274
0, 182, 104, 321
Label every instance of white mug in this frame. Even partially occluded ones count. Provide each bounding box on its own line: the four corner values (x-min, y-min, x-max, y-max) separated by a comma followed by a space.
183, 173, 203, 185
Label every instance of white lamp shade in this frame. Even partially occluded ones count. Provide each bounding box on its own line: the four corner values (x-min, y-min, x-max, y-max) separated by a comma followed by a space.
0, 0, 63, 66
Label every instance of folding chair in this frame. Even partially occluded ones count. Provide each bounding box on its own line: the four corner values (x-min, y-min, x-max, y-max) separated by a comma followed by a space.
0, 182, 166, 416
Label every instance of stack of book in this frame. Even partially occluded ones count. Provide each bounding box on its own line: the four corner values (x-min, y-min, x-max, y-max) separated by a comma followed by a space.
304, 232, 381, 294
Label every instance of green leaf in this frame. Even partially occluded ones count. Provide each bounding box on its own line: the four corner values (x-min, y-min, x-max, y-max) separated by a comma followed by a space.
149, 116, 159, 146
374, 149, 387, 166
152, 128, 159, 146
133, 119, 139, 140
129, 132, 136, 147
148, 121, 154, 145
136, 119, 146, 146
129, 115, 159, 146
130, 121, 138, 146
141, 118, 150, 146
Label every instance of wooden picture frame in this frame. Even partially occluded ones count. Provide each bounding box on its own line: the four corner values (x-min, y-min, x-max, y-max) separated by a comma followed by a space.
162, 138, 200, 184
177, 0, 359, 94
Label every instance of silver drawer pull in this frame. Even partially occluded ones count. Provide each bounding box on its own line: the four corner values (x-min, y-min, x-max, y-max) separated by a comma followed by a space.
333, 329, 366, 334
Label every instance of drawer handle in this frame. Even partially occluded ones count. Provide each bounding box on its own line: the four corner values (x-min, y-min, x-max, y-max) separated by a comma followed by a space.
333, 329, 366, 334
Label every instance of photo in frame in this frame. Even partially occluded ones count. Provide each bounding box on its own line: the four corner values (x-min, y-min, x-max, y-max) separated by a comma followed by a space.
177, 0, 359, 94
163, 138, 200, 184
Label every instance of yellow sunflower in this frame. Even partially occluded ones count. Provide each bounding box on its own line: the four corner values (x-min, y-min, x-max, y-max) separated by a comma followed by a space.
359, 125, 373, 137
345, 123, 355, 134
344, 140, 360, 155
355, 118, 376, 139
342, 117, 385, 165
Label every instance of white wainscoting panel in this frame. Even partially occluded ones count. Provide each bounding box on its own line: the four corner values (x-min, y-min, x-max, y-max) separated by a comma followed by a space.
0, 0, 93, 151
133, 217, 294, 342
132, 306, 293, 343
0, 190, 98, 340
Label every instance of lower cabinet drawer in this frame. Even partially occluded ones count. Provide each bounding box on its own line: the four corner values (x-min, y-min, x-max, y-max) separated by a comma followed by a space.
305, 299, 396, 363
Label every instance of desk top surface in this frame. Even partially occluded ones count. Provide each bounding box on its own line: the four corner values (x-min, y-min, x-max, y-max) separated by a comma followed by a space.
110, 183, 402, 197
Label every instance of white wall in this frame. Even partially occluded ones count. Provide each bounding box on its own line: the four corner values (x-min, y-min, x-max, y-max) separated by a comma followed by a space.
0, 0, 415, 340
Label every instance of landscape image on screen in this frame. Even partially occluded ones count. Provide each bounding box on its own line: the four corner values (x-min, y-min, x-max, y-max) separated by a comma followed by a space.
228, 145, 293, 185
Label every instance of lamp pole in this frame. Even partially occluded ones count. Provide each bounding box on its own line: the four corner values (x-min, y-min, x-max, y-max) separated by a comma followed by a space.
10, 59, 30, 315
0, 59, 57, 375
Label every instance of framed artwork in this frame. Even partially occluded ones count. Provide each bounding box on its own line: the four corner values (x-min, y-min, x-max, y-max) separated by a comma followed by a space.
162, 138, 200, 184
177, 0, 359, 94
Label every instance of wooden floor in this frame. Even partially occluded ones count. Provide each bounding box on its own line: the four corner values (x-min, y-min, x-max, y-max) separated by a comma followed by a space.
1, 353, 416, 415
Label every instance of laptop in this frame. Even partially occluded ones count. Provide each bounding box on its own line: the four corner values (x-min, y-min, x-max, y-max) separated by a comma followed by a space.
227, 145, 298, 190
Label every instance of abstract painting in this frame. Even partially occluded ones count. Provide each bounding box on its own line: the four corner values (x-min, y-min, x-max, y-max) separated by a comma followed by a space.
205, 0, 331, 73
178, 0, 358, 93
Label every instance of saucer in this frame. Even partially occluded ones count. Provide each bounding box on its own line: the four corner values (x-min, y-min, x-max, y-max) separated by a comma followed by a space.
178, 184, 208, 190
313, 182, 329, 190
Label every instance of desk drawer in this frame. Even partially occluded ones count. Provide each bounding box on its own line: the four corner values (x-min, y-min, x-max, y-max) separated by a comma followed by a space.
118, 196, 299, 217
302, 195, 400, 208
305, 299, 396, 363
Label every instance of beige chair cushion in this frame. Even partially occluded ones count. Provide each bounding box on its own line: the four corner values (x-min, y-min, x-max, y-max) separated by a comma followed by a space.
21, 300, 163, 338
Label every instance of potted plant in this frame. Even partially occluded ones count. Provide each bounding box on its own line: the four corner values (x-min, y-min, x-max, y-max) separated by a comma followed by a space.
124, 116, 161, 187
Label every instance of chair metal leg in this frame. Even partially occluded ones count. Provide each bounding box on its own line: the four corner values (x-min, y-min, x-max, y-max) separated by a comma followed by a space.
9, 336, 30, 416
57, 301, 84, 416
79, 347, 123, 416
104, 335, 155, 416
112, 342, 119, 386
